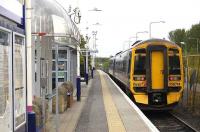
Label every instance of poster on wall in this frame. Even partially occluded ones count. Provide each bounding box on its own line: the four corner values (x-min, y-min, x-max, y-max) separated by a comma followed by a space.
0, 29, 11, 132
0, 45, 9, 116
13, 34, 26, 129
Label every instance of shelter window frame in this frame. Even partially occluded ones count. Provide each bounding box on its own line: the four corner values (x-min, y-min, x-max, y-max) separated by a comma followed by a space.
13, 32, 26, 130
0, 27, 12, 126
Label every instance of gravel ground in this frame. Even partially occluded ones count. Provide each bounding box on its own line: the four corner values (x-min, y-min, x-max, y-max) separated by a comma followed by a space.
172, 105, 200, 131
172, 86, 200, 131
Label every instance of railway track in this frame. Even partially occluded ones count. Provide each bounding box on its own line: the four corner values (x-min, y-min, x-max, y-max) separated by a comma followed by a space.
144, 111, 198, 132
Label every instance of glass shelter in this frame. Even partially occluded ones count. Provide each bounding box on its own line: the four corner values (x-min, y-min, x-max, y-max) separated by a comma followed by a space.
32, 0, 80, 111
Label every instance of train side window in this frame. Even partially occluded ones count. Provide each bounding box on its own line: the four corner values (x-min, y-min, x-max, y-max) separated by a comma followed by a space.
134, 54, 146, 75
127, 51, 132, 75
169, 55, 180, 75
135, 48, 146, 53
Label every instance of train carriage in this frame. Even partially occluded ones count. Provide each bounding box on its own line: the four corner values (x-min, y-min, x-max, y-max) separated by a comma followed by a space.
109, 39, 184, 110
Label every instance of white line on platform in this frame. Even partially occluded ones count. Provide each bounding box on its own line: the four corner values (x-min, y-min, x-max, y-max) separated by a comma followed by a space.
102, 71, 159, 132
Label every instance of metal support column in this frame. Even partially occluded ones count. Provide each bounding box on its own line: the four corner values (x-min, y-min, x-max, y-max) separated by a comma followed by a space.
55, 44, 59, 132
67, 47, 70, 81
92, 31, 97, 69
25, 0, 37, 131
85, 50, 88, 85
76, 46, 81, 101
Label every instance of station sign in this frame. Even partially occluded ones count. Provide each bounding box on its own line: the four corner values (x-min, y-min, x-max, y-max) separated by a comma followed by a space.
0, 0, 24, 25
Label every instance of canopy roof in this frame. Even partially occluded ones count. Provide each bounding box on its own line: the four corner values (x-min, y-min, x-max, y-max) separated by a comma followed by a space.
32, 0, 80, 46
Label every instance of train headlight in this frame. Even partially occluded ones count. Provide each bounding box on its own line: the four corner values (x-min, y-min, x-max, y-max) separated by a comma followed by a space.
169, 76, 181, 81
133, 82, 146, 87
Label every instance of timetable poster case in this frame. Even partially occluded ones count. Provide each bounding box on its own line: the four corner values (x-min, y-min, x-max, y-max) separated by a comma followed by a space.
0, 41, 9, 116
0, 30, 9, 116
0, 28, 12, 132
13, 33, 26, 130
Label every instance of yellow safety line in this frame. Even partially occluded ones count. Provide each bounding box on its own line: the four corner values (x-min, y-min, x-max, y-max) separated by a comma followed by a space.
99, 71, 126, 132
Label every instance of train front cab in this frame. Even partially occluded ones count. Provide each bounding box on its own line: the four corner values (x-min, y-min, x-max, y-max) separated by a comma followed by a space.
130, 41, 184, 110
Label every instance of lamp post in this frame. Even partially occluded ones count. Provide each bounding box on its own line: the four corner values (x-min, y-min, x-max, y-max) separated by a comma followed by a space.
136, 31, 148, 41
87, 7, 102, 70
92, 31, 97, 69
181, 41, 189, 105
149, 21, 165, 38
180, 42, 187, 56
188, 37, 199, 53
68, 6, 81, 24
93, 22, 102, 26
88, 7, 102, 11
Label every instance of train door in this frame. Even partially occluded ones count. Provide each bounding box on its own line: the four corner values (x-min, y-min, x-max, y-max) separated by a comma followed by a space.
0, 27, 12, 132
151, 51, 164, 89
147, 45, 168, 105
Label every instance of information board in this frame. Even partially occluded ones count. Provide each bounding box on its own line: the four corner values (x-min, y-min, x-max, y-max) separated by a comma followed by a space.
0, 28, 11, 132
0, 31, 9, 117
0, 45, 9, 117
13, 34, 26, 129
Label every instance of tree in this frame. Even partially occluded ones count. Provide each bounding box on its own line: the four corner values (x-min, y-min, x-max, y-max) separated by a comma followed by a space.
185, 23, 200, 53
168, 29, 186, 46
169, 23, 200, 54
80, 35, 87, 48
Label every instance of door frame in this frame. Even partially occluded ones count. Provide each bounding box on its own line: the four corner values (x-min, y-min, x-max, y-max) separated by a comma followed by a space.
146, 45, 168, 93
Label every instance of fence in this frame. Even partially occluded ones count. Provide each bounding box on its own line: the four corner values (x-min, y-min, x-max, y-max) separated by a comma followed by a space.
181, 54, 200, 115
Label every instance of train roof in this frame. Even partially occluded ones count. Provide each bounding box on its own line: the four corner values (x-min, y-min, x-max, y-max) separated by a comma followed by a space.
132, 38, 178, 47
115, 51, 123, 55
131, 40, 142, 46
110, 38, 180, 59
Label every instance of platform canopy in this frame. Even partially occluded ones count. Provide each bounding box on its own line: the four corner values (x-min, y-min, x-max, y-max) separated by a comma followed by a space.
32, 0, 80, 48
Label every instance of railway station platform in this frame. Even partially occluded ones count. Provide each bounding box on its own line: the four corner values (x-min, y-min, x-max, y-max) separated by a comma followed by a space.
47, 70, 159, 132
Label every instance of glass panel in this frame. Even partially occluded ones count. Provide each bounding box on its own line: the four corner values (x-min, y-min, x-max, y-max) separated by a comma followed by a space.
0, 30, 9, 46
14, 34, 25, 128
58, 72, 67, 82
169, 55, 181, 75
52, 61, 55, 71
58, 50, 67, 59
58, 78, 64, 82
58, 61, 67, 71
52, 78, 56, 89
0, 30, 9, 117
14, 35, 24, 45
52, 50, 55, 59
134, 54, 146, 75
52, 72, 56, 78
58, 72, 65, 78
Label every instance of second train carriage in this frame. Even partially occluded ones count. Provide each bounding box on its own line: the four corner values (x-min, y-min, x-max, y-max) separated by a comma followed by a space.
108, 39, 184, 110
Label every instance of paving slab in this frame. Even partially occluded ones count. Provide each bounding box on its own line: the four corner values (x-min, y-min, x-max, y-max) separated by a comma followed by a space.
75, 72, 108, 132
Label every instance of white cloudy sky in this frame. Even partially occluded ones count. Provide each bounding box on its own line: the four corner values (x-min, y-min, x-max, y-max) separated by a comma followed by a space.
57, 0, 200, 57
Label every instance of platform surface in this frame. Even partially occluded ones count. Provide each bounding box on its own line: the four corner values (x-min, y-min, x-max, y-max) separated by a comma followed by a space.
75, 70, 158, 132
